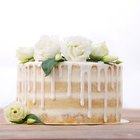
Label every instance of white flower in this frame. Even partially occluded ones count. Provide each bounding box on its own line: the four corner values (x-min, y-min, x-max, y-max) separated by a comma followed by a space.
5, 102, 28, 123
61, 36, 92, 61
90, 42, 109, 60
16, 47, 34, 63
34, 35, 60, 61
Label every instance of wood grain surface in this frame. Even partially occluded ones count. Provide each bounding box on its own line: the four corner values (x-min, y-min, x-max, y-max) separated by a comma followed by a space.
0, 108, 140, 140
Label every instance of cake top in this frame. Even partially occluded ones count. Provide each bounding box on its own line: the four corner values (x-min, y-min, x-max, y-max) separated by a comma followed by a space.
16, 35, 121, 76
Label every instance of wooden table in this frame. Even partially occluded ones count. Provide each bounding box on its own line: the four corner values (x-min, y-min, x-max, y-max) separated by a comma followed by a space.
0, 109, 140, 140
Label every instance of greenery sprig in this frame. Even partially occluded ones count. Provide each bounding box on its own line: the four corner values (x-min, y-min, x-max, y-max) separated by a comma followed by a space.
41, 54, 65, 77
11, 114, 45, 125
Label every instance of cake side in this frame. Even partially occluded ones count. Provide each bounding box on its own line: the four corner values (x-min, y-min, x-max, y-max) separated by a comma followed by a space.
17, 61, 122, 124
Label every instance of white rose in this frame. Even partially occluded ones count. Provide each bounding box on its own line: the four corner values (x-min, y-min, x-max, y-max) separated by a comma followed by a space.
16, 47, 34, 62
5, 102, 28, 123
90, 42, 109, 60
61, 36, 92, 61
34, 35, 60, 61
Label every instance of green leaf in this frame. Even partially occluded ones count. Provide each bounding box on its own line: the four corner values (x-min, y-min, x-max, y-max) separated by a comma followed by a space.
115, 60, 122, 64
11, 114, 45, 125
25, 114, 45, 125
27, 118, 36, 124
41, 58, 64, 77
89, 54, 102, 61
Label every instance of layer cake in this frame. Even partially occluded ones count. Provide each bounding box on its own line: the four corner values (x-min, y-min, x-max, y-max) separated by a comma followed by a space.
17, 61, 122, 124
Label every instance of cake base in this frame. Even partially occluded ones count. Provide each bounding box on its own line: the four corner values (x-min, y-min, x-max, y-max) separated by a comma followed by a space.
38, 119, 129, 125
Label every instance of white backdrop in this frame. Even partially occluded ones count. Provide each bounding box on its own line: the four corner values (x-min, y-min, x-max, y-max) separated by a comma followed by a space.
0, 0, 140, 108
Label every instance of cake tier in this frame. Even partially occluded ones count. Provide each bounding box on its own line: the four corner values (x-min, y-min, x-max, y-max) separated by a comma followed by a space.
17, 62, 122, 124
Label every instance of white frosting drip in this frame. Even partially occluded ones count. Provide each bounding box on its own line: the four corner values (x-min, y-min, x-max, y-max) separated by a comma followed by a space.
87, 65, 92, 118
33, 64, 36, 104
27, 65, 30, 92
41, 68, 45, 109
17, 65, 20, 101
120, 66, 123, 117
67, 64, 72, 97
116, 65, 119, 121
24, 66, 27, 105
58, 64, 62, 79
111, 66, 114, 89
51, 68, 55, 100
104, 66, 108, 122
80, 66, 85, 106
80, 64, 92, 117
97, 62, 101, 91
21, 65, 24, 104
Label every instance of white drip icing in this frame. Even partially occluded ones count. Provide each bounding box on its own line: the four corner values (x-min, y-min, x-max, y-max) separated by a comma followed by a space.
67, 64, 72, 97
21, 65, 24, 104
111, 66, 114, 89
80, 64, 93, 118
24, 66, 27, 105
80, 66, 85, 106
27, 65, 30, 92
97, 63, 101, 92
17, 65, 20, 101
104, 66, 108, 122
33, 64, 36, 104
120, 66, 123, 117
116, 65, 119, 121
41, 68, 45, 109
58, 64, 62, 79
87, 65, 92, 118
51, 68, 55, 100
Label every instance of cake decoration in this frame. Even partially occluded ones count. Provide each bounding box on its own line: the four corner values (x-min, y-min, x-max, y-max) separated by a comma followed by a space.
5, 102, 44, 124
16, 47, 34, 64
16, 35, 121, 77
5, 35, 122, 124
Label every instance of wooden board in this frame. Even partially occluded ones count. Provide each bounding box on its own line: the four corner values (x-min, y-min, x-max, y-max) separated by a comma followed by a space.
0, 109, 140, 140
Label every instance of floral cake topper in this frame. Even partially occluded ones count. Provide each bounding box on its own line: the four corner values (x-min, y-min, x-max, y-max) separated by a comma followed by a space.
16, 35, 122, 76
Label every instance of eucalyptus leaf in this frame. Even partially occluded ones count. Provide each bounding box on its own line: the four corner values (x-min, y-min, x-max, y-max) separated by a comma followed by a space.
89, 54, 102, 61
41, 58, 64, 77
25, 114, 45, 125
114, 60, 122, 64
27, 118, 36, 124
11, 114, 45, 125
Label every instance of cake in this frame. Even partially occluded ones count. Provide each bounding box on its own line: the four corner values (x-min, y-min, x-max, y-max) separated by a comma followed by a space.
15, 35, 122, 124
